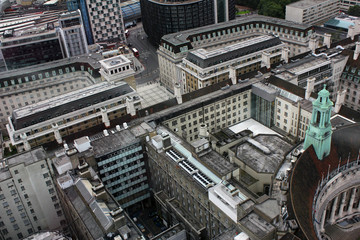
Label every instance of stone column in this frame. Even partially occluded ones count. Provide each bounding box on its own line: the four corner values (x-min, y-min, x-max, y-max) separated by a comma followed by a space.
21, 133, 31, 151
320, 209, 327, 233
338, 192, 346, 218
348, 188, 356, 214
329, 195, 339, 224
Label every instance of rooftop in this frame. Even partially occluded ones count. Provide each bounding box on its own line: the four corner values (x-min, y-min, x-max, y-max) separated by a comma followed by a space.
199, 150, 238, 178
229, 118, 281, 137
91, 129, 138, 157
234, 134, 292, 174
239, 212, 276, 239
287, 0, 334, 9
186, 35, 282, 68
162, 14, 311, 47
99, 55, 132, 69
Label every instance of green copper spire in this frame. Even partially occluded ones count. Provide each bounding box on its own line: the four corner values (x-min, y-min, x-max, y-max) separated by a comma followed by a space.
303, 85, 333, 160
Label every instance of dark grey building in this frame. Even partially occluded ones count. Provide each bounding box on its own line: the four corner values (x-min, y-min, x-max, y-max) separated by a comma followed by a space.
140, 0, 235, 45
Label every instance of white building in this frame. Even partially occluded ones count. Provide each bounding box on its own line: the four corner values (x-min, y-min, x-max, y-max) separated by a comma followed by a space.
285, 0, 340, 25
58, 10, 89, 58
0, 148, 65, 239
85, 0, 126, 43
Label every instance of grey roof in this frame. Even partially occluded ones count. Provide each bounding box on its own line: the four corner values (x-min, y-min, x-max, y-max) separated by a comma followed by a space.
186, 36, 282, 68
12, 82, 134, 130
162, 14, 312, 46
239, 212, 276, 238
6, 147, 46, 167
199, 150, 238, 178
65, 185, 106, 239
235, 135, 292, 174
91, 129, 138, 158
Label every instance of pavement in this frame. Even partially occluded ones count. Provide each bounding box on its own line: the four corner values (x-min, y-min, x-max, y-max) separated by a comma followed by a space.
137, 82, 174, 108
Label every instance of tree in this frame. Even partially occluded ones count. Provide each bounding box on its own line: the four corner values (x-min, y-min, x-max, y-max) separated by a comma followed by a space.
348, 5, 360, 17
258, 0, 286, 18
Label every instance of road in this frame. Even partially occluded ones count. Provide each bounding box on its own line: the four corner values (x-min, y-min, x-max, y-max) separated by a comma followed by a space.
126, 23, 160, 85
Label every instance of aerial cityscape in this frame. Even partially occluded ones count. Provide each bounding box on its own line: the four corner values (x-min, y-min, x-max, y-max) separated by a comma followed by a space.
0, 0, 360, 240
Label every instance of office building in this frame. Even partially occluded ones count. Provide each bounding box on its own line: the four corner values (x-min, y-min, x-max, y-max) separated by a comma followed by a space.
179, 35, 285, 93
273, 46, 348, 97
56, 167, 143, 239
85, 0, 126, 43
58, 10, 89, 58
0, 55, 101, 133
0, 148, 65, 239
141, 0, 235, 45
146, 125, 279, 240
158, 15, 312, 92
285, 0, 340, 25
6, 81, 142, 149
90, 128, 150, 208
67, 0, 95, 45
0, 25, 65, 71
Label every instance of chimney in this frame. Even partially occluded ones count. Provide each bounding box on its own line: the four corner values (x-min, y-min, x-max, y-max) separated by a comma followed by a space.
174, 83, 182, 104
78, 160, 91, 179
309, 35, 317, 52
305, 77, 315, 100
348, 25, 355, 40
162, 133, 172, 150
126, 97, 136, 116
261, 52, 271, 69
92, 183, 108, 200
334, 90, 346, 113
281, 47, 289, 63
354, 42, 360, 60
229, 67, 237, 85
199, 124, 209, 139
324, 33, 331, 48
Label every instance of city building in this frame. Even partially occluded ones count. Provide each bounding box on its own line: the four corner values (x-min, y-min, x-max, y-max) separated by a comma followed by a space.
339, 47, 360, 112
0, 24, 65, 71
140, 0, 235, 45
158, 15, 313, 92
89, 128, 150, 208
179, 35, 285, 93
272, 45, 348, 97
0, 148, 65, 240
285, 0, 340, 25
120, 0, 141, 26
0, 55, 101, 133
85, 0, 126, 43
6, 81, 142, 149
67, 0, 95, 45
56, 168, 143, 239
58, 10, 89, 58
146, 125, 279, 240
160, 80, 253, 143
340, 0, 360, 11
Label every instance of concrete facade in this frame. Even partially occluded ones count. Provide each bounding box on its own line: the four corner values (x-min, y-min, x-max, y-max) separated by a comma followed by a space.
0, 148, 65, 239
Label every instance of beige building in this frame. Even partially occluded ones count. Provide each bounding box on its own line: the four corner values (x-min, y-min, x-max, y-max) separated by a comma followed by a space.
0, 148, 65, 239
285, 0, 340, 25
179, 35, 285, 93
158, 15, 313, 92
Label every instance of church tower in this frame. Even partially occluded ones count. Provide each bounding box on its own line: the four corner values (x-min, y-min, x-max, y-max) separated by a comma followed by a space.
303, 85, 333, 160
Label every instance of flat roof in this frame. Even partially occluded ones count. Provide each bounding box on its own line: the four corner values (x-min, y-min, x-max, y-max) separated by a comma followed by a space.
239, 212, 275, 238
162, 14, 311, 46
199, 150, 238, 177
186, 36, 282, 68
13, 82, 132, 119
287, 0, 334, 9
99, 55, 131, 69
234, 134, 292, 174
229, 119, 281, 137
91, 129, 138, 157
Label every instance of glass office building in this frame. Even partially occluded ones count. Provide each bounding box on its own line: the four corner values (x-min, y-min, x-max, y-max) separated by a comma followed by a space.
141, 0, 235, 45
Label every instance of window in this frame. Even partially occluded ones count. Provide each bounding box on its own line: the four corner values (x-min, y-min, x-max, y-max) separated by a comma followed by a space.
14, 170, 19, 174
20, 186, 25, 191
46, 180, 52, 186
43, 173, 49, 178
17, 179, 22, 183
24, 194, 28, 199
6, 209, 12, 215
2, 202, 8, 208
41, 164, 45, 169
10, 190, 16, 196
